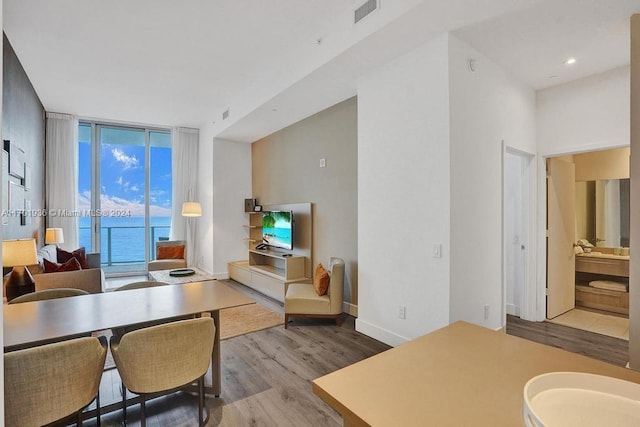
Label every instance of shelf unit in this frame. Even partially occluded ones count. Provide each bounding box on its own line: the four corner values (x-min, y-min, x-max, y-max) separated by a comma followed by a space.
230, 202, 312, 302
575, 254, 629, 315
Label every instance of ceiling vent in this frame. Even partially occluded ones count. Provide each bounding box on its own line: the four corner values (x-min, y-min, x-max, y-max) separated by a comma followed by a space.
354, 0, 378, 24
222, 109, 229, 120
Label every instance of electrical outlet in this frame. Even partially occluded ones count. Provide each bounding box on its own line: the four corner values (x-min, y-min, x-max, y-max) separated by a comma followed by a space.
398, 306, 406, 319
484, 304, 489, 320
319, 158, 326, 168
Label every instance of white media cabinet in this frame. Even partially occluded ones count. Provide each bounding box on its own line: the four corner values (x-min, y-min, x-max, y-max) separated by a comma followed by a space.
229, 202, 312, 302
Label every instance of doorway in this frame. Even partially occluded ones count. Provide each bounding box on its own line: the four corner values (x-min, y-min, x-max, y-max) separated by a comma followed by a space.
543, 148, 630, 340
503, 146, 536, 323
78, 123, 173, 276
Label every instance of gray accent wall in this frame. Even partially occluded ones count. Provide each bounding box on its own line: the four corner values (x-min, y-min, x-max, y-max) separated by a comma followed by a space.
252, 97, 357, 308
2, 33, 45, 243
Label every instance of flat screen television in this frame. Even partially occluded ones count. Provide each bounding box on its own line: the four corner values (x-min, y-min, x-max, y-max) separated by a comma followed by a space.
262, 211, 293, 250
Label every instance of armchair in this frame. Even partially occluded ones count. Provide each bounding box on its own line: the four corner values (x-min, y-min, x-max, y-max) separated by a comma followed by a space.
148, 240, 187, 271
284, 257, 344, 328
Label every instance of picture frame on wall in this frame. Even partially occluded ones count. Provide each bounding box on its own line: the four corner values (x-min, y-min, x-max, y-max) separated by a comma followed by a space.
6, 141, 25, 179
24, 199, 31, 225
24, 163, 32, 190
9, 180, 26, 225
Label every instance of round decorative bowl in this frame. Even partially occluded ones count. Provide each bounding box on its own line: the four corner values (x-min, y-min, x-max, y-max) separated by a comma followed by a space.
523, 372, 640, 427
169, 268, 195, 277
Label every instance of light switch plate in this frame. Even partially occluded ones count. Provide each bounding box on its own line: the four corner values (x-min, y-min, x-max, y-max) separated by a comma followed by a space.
433, 244, 442, 258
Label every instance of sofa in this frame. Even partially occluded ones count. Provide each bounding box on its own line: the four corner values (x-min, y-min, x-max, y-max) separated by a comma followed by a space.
27, 245, 104, 294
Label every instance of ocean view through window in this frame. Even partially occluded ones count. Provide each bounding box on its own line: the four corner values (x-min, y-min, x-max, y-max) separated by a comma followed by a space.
78, 123, 172, 274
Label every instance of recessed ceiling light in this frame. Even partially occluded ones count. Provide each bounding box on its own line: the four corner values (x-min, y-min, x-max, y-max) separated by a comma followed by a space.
564, 58, 577, 66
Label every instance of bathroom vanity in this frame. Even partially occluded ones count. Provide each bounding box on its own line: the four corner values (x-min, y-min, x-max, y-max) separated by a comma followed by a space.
575, 252, 629, 315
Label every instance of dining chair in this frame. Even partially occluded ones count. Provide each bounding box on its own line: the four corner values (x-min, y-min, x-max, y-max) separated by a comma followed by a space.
111, 280, 180, 338
8, 287, 89, 304
110, 317, 215, 426
114, 280, 169, 291
4, 336, 107, 426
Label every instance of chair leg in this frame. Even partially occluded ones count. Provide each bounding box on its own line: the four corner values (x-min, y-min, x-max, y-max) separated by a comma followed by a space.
76, 410, 83, 426
96, 391, 101, 427
284, 314, 289, 329
336, 314, 343, 327
140, 394, 146, 427
121, 382, 127, 425
198, 376, 205, 426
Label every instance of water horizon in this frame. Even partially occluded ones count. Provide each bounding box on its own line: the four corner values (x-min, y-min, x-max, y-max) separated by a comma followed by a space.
79, 216, 171, 264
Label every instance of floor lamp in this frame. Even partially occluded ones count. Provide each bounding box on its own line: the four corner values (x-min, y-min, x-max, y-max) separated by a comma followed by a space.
3, 238, 38, 301
182, 202, 201, 267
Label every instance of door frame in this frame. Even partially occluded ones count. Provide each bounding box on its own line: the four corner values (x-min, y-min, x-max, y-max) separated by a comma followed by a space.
537, 144, 630, 321
502, 143, 537, 325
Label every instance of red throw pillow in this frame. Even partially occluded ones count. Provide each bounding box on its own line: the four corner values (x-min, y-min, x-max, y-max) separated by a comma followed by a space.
314, 263, 330, 296
57, 247, 88, 269
157, 245, 185, 260
44, 257, 82, 273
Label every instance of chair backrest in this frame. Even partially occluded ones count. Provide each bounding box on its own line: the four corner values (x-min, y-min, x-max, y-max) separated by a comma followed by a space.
115, 281, 169, 292
4, 336, 107, 426
328, 257, 345, 315
110, 317, 215, 394
9, 288, 89, 304
155, 240, 186, 259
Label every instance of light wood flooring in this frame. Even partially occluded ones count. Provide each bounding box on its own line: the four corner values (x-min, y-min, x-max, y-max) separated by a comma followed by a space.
74, 280, 629, 426
81, 280, 391, 426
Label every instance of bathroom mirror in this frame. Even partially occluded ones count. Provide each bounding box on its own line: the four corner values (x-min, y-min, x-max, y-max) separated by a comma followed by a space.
575, 178, 630, 247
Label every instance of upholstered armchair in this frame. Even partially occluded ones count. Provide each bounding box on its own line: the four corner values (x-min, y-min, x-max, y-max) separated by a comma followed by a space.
148, 240, 187, 271
284, 257, 344, 328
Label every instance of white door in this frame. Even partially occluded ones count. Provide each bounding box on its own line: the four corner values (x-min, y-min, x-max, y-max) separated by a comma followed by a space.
547, 158, 576, 319
505, 152, 525, 317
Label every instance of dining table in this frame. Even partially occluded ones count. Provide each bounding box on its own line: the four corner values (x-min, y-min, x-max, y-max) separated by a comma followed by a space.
313, 321, 640, 427
4, 280, 255, 398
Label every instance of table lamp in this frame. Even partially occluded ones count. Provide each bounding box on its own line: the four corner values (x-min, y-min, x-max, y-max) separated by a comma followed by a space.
45, 227, 65, 246
3, 238, 38, 301
182, 202, 202, 217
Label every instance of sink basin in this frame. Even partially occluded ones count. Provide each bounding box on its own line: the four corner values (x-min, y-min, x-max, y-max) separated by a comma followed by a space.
523, 372, 640, 427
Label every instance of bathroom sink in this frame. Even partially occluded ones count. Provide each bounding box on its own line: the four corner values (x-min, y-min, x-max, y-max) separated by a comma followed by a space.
523, 372, 640, 427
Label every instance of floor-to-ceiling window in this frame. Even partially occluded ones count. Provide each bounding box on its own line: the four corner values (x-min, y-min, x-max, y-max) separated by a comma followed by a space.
78, 122, 172, 275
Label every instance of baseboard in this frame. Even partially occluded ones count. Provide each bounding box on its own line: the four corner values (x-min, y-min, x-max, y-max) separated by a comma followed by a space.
195, 265, 229, 280
355, 318, 410, 347
343, 302, 358, 317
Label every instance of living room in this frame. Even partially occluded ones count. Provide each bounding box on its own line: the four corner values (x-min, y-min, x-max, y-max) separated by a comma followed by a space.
4, 1, 640, 426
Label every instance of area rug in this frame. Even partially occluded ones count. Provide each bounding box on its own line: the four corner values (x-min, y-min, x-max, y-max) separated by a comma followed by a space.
98, 303, 283, 370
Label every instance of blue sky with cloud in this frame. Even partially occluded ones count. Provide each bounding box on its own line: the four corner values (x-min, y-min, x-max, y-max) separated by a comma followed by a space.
78, 125, 172, 216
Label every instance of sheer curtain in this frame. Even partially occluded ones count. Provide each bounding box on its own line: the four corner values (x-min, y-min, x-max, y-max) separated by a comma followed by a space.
45, 113, 79, 250
170, 127, 199, 266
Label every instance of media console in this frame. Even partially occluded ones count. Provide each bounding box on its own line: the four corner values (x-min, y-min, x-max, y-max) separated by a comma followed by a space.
229, 202, 312, 302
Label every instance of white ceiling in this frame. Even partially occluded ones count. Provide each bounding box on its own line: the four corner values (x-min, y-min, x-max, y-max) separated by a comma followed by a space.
4, 0, 640, 141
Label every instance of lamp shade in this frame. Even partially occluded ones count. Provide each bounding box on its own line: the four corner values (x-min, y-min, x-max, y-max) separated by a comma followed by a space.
45, 227, 65, 245
2, 239, 38, 267
182, 202, 202, 217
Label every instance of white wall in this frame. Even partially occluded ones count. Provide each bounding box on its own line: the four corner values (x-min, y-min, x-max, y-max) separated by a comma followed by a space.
448, 35, 536, 329
212, 138, 252, 277
357, 34, 451, 346
196, 126, 252, 277
537, 66, 630, 156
